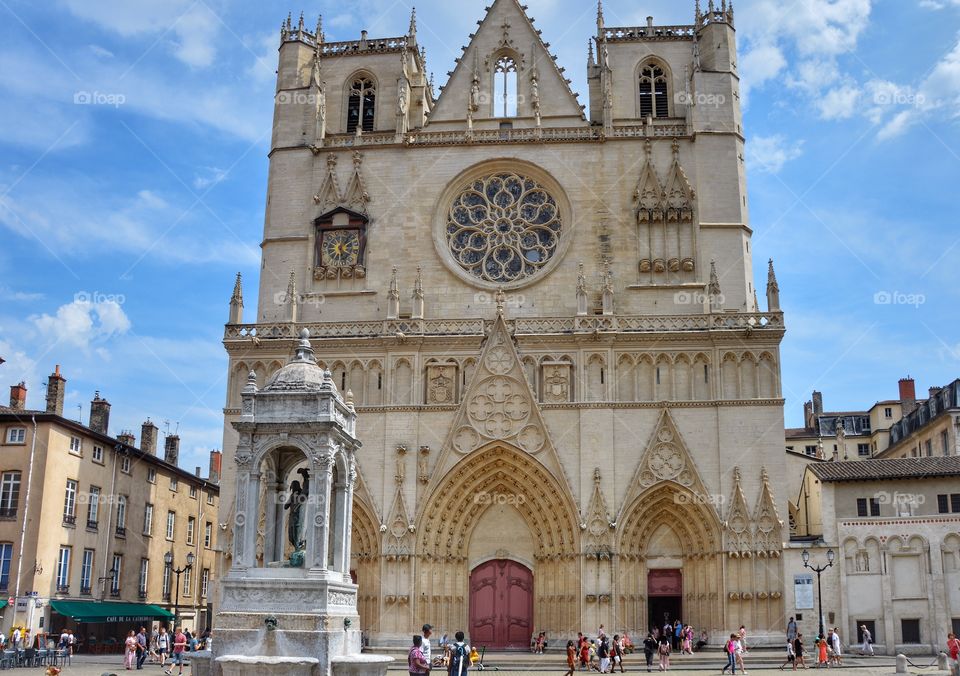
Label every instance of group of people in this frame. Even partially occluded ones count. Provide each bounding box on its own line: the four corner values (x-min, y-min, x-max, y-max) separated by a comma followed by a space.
123, 625, 209, 673
782, 617, 846, 670
720, 627, 749, 674
564, 626, 627, 674
409, 624, 476, 676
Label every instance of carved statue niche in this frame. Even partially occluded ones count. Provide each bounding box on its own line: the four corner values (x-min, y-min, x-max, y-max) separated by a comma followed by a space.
395, 444, 407, 484
417, 446, 430, 484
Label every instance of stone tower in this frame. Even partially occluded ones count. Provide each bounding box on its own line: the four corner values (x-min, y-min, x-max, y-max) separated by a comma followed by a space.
220, 0, 787, 645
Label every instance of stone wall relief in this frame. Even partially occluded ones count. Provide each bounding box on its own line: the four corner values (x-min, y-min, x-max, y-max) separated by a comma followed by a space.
425, 362, 458, 405
634, 140, 697, 285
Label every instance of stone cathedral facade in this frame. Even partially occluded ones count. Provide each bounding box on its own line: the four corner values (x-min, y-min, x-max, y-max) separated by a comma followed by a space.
218, 0, 789, 647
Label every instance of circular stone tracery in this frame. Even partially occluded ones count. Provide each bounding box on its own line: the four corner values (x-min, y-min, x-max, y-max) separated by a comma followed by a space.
446, 172, 562, 284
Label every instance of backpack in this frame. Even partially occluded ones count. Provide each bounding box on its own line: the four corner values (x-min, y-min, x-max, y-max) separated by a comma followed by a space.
450, 643, 469, 676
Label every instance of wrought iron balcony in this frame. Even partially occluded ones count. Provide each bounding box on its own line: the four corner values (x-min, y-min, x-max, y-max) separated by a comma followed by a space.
62, 514, 76, 526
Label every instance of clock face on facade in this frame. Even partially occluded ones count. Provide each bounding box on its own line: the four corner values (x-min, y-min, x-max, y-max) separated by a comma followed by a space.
320, 229, 361, 267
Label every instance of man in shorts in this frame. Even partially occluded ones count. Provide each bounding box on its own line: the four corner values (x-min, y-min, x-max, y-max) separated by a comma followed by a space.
165, 626, 187, 675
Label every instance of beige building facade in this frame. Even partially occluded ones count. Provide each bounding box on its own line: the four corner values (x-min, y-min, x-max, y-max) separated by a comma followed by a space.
790, 458, 960, 655
219, 1, 791, 646
0, 368, 220, 641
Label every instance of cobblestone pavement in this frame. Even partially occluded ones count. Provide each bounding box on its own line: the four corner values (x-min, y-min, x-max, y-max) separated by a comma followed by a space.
37, 652, 944, 676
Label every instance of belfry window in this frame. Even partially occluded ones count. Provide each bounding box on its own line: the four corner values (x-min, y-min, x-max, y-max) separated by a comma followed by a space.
494, 56, 518, 117
639, 64, 669, 118
347, 77, 376, 133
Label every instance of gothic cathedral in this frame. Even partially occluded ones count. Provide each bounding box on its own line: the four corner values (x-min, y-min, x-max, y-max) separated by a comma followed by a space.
219, 0, 788, 646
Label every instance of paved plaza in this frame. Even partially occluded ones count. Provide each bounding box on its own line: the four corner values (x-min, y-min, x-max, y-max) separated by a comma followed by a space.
35, 651, 944, 676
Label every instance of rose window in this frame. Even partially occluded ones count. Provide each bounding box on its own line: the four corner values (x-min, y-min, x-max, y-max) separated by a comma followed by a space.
446, 172, 562, 283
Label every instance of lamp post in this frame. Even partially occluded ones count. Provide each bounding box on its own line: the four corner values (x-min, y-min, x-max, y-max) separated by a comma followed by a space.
164, 551, 194, 629
802, 548, 835, 639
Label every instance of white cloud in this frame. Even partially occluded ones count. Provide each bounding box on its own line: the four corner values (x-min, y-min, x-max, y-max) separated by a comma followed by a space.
746, 134, 805, 174
818, 84, 861, 120
0, 286, 44, 302
88, 44, 114, 59
0, 176, 260, 266
61, 0, 221, 68
31, 299, 131, 351
193, 167, 229, 190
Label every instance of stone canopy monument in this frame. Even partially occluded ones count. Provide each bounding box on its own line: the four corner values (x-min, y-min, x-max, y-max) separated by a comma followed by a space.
211, 330, 390, 676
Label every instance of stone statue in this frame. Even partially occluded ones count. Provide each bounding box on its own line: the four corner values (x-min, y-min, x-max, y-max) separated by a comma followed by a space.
315, 84, 326, 144
470, 76, 481, 112
284, 468, 310, 565
396, 80, 409, 135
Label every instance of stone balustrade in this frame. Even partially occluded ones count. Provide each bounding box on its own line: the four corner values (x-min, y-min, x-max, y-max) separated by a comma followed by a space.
224, 312, 784, 342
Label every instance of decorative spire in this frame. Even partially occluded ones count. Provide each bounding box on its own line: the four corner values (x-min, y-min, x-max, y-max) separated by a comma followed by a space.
411, 266, 424, 319
228, 271, 244, 323
286, 12, 293, 30
596, 0, 605, 37
316, 14, 324, 43
284, 270, 298, 323
408, 6, 417, 37
297, 11, 305, 32
708, 260, 723, 312
728, 1, 735, 26
695, 0, 704, 29
587, 38, 595, 67
766, 258, 781, 312
387, 267, 400, 319
292, 328, 316, 363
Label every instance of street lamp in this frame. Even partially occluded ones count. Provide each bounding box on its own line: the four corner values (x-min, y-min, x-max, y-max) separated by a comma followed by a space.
802, 548, 835, 639
164, 551, 195, 629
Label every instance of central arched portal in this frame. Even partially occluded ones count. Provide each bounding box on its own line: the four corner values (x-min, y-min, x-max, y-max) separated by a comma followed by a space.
469, 559, 533, 649
417, 445, 580, 639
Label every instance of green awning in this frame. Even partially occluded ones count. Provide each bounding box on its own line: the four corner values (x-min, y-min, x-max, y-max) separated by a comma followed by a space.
0, 600, 8, 610
49, 600, 174, 624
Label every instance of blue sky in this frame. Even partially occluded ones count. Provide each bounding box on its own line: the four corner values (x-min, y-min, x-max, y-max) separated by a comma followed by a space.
1, 0, 958, 473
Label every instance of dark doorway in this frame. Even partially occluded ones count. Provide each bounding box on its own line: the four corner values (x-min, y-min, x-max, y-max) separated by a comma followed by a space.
647, 569, 682, 632
469, 559, 533, 649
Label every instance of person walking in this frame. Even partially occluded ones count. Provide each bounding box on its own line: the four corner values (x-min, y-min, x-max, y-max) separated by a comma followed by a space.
859, 626, 873, 657
721, 634, 737, 675
611, 634, 625, 673
124, 630, 138, 671
642, 633, 657, 673
830, 628, 842, 666
779, 637, 796, 671
815, 635, 828, 668
156, 627, 170, 669
946, 632, 959, 676
598, 636, 610, 674
565, 640, 577, 676
448, 631, 470, 676
735, 634, 747, 674
135, 626, 148, 670
164, 626, 187, 675
657, 633, 671, 672
794, 633, 807, 669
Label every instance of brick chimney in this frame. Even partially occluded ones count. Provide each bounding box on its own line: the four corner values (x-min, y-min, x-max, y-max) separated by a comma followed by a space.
899, 377, 917, 413
164, 435, 180, 466
45, 365, 66, 416
929, 386, 941, 399
803, 400, 814, 429
812, 391, 824, 416
140, 419, 159, 456
89, 391, 111, 435
9, 382, 27, 411
209, 450, 222, 484
117, 430, 136, 447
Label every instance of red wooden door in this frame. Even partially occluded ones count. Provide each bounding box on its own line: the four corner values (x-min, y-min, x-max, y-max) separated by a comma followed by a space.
469, 559, 533, 649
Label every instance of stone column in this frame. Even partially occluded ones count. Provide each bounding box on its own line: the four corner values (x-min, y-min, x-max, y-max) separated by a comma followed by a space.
332, 475, 348, 574
341, 462, 357, 576
310, 451, 335, 571
233, 460, 260, 570
263, 472, 279, 564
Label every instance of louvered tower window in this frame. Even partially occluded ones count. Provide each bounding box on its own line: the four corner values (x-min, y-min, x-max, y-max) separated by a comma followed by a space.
347, 77, 376, 133
639, 64, 669, 118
